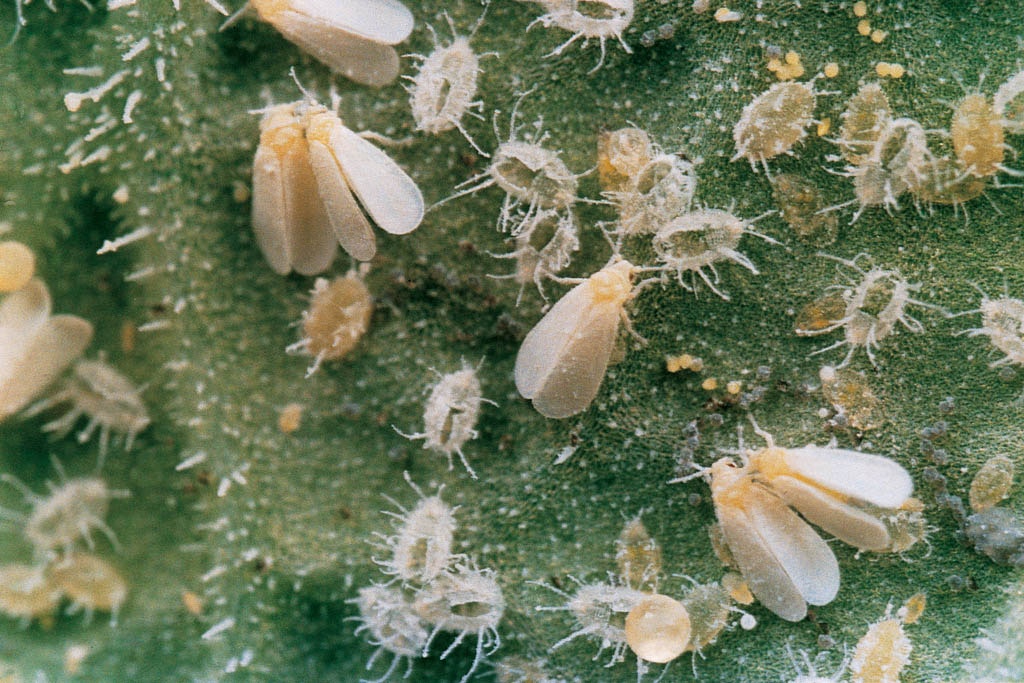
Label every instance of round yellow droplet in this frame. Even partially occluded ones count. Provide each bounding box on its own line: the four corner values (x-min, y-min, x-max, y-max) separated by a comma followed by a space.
823, 62, 840, 78
870, 29, 887, 43
785, 51, 800, 66
889, 63, 905, 78
857, 19, 872, 36
702, 378, 718, 391
853, 1, 868, 17
625, 594, 691, 664
278, 403, 304, 434
726, 380, 742, 395
0, 241, 36, 293
876, 62, 892, 77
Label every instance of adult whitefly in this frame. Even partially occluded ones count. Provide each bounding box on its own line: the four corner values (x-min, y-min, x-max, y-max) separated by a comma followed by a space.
252, 97, 424, 272
246, 0, 414, 87
0, 279, 93, 420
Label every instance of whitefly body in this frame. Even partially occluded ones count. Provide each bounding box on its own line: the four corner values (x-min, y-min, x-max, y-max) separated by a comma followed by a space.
248, 0, 414, 87
733, 81, 817, 170
400, 362, 491, 478
252, 99, 424, 270
438, 96, 581, 236
0, 279, 93, 420
352, 584, 429, 682
610, 153, 697, 236
526, 0, 635, 72
800, 256, 933, 368
490, 208, 581, 302
652, 208, 774, 300
414, 564, 505, 683
48, 552, 128, 617
377, 476, 458, 584
515, 259, 635, 419
535, 578, 647, 666
963, 292, 1024, 367
700, 430, 912, 621
408, 26, 487, 154
4, 476, 126, 555
24, 359, 150, 455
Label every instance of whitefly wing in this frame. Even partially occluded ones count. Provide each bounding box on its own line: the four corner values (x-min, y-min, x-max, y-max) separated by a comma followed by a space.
284, 0, 414, 44
328, 124, 424, 235
0, 315, 93, 418
251, 141, 292, 275
270, 16, 401, 87
770, 475, 891, 551
514, 279, 622, 419
0, 279, 51, 373
783, 446, 913, 509
308, 140, 377, 261
719, 483, 839, 621
280, 138, 337, 276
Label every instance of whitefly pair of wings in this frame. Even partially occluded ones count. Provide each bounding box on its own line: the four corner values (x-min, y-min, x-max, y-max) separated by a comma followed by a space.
252, 109, 424, 273
255, 0, 413, 87
721, 448, 913, 622
514, 276, 624, 419
0, 280, 93, 419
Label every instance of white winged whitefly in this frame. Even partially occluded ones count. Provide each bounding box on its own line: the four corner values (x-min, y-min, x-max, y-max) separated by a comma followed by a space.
225, 0, 414, 87
251, 90, 424, 272
673, 420, 914, 622
514, 258, 663, 419
0, 279, 93, 421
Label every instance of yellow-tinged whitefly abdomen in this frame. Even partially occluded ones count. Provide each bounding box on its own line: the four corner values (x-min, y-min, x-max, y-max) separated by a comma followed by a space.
952, 93, 1005, 178
0, 564, 62, 620
970, 455, 1015, 513
298, 273, 374, 363
514, 260, 636, 418
48, 553, 128, 613
850, 617, 912, 683
0, 242, 35, 293
624, 594, 691, 664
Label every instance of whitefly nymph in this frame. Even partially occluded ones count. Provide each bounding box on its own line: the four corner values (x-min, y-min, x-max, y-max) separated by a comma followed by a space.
47, 552, 129, 622
414, 563, 505, 683
286, 271, 374, 376
489, 207, 581, 303
436, 93, 583, 237
23, 359, 150, 457
397, 361, 494, 479
798, 254, 938, 368
609, 152, 698, 238
651, 208, 778, 300
407, 13, 491, 155
534, 576, 647, 666
525, 0, 635, 73
955, 285, 1024, 368
350, 584, 429, 683
1, 471, 128, 557
733, 80, 818, 171
374, 473, 459, 585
